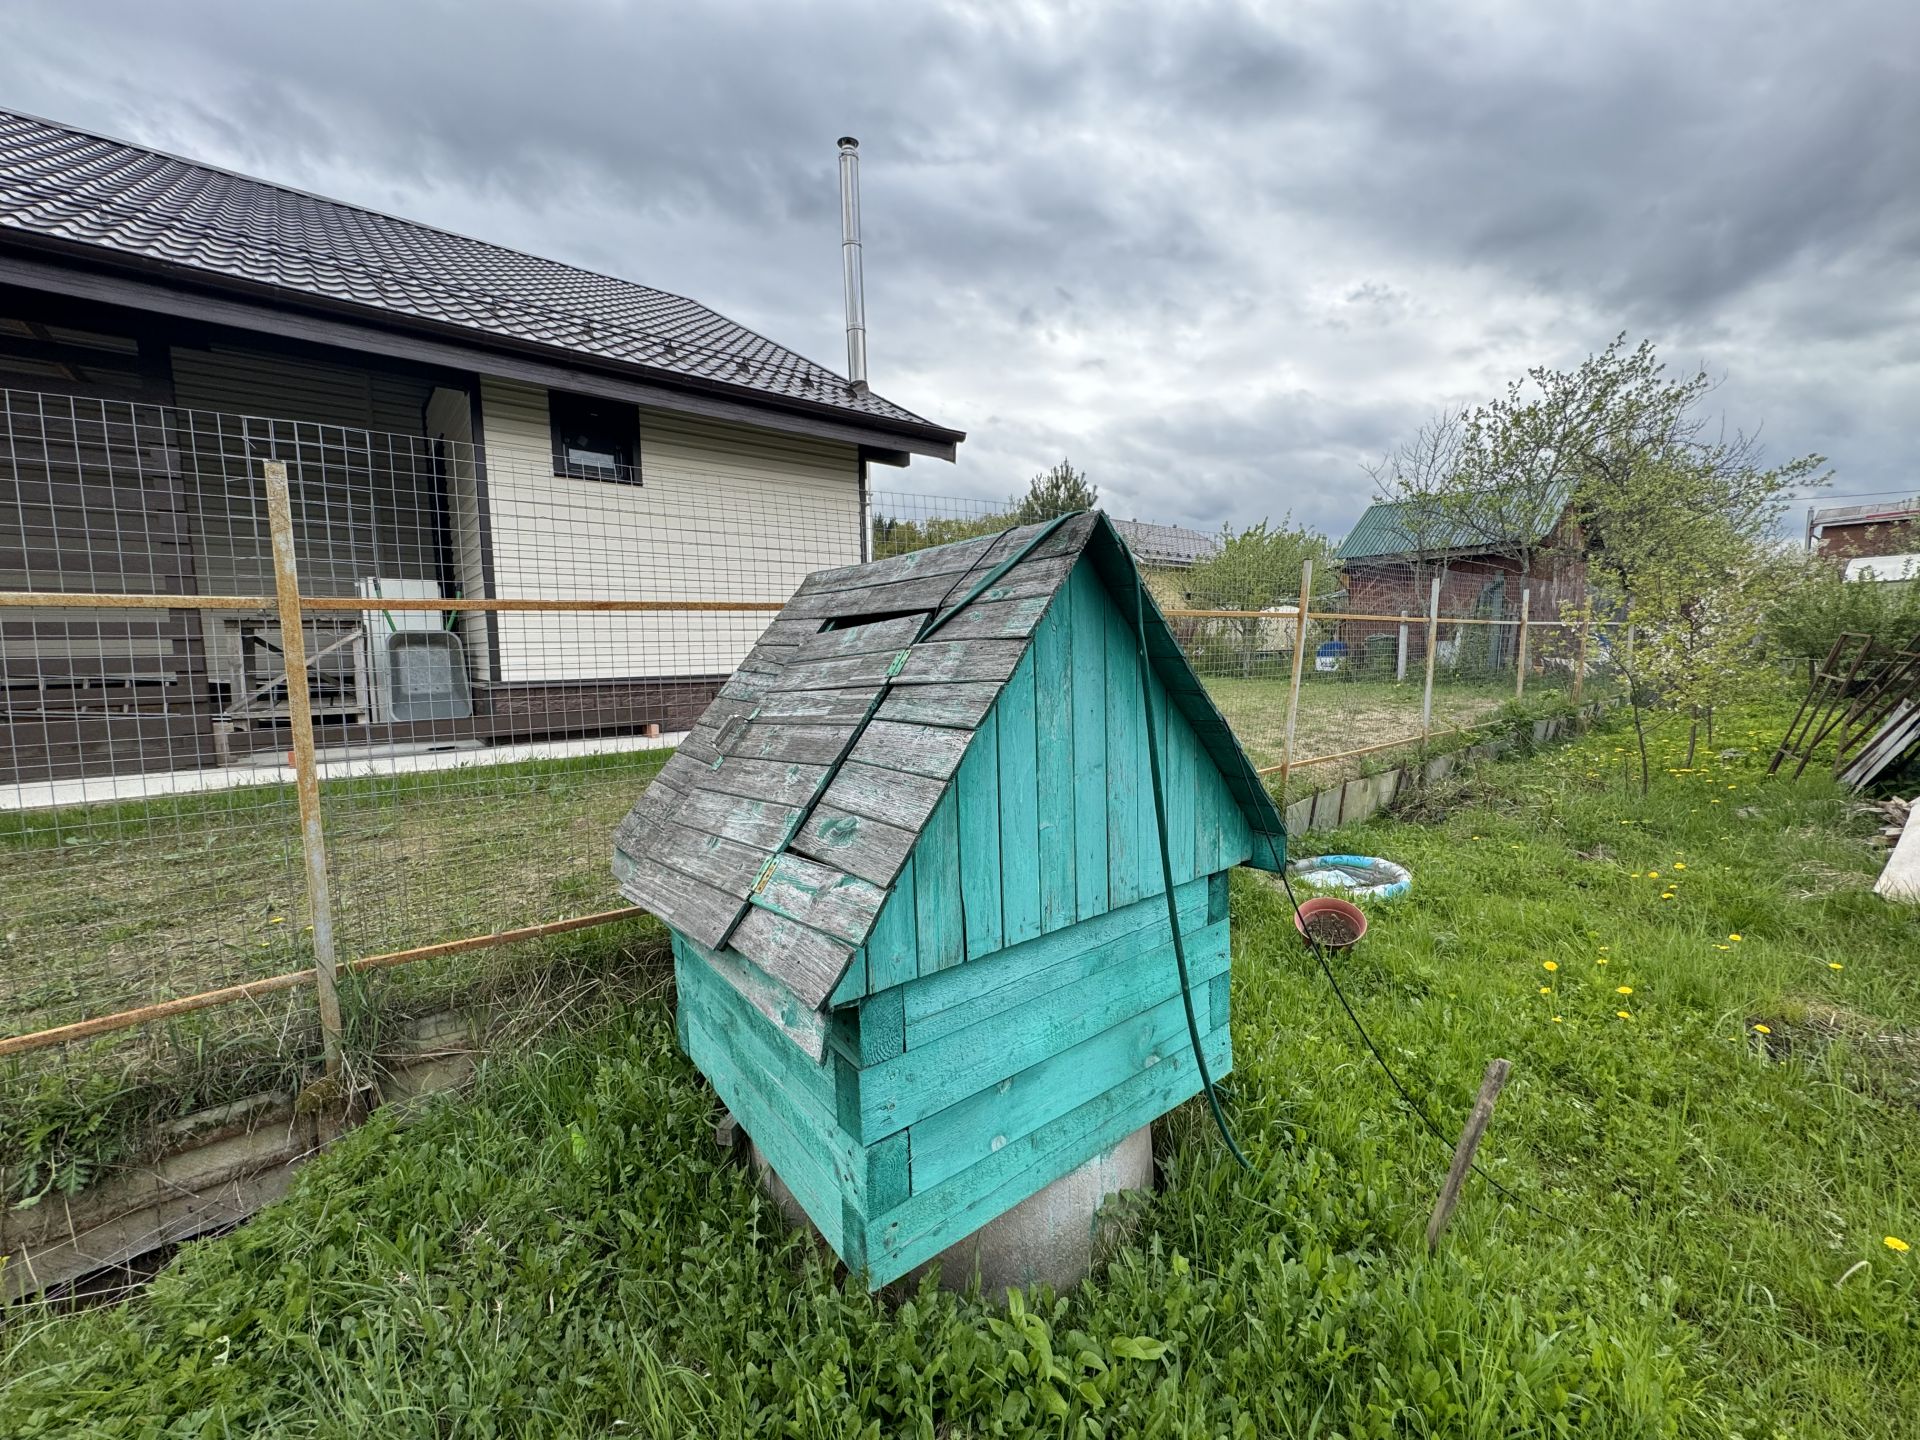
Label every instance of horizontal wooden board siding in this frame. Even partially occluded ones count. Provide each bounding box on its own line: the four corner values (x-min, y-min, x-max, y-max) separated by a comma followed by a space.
855, 908, 1231, 1141
868, 1022, 1232, 1285
477, 378, 860, 683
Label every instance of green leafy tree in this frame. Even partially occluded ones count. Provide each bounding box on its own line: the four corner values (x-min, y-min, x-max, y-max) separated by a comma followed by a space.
1012, 460, 1098, 524
1765, 554, 1920, 660
1578, 454, 1800, 791
1185, 518, 1336, 677
869, 510, 1012, 560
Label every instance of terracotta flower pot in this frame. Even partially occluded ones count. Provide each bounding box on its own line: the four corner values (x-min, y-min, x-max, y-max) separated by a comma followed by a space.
1293, 895, 1367, 951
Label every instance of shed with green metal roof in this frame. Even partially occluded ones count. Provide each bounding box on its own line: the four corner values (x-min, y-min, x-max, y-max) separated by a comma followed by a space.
611, 512, 1285, 1288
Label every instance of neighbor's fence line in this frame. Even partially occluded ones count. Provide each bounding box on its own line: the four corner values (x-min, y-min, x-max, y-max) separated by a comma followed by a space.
1158, 550, 1603, 782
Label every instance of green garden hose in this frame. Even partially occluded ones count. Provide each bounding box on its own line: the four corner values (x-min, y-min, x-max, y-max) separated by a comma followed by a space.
1131, 573, 1257, 1173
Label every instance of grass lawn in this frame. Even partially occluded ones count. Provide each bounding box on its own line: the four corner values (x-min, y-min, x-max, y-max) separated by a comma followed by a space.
0, 748, 666, 1038
3, 703, 1917, 1436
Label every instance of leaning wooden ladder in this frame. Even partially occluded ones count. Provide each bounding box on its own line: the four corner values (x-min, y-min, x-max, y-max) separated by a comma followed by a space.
1770, 633, 1878, 779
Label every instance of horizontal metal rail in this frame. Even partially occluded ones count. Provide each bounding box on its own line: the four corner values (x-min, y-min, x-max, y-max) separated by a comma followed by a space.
0, 906, 646, 1059
1162, 607, 1567, 627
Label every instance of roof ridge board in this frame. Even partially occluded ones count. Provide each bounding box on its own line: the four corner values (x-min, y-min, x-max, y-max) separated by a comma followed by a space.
798, 513, 1092, 600
781, 550, 1080, 625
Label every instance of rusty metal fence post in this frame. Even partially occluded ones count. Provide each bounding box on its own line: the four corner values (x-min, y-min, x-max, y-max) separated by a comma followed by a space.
1278, 557, 1312, 790
263, 460, 344, 1077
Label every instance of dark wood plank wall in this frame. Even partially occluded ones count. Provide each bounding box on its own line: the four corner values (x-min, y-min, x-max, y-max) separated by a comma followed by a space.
0, 286, 221, 783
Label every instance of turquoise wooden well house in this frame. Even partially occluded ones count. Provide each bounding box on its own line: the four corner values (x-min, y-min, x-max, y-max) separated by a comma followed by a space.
612, 512, 1285, 1287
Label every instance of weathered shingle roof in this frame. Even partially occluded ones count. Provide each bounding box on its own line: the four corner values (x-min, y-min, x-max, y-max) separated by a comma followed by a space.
1335, 487, 1573, 563
1112, 518, 1219, 569
0, 109, 955, 439
612, 511, 1282, 1022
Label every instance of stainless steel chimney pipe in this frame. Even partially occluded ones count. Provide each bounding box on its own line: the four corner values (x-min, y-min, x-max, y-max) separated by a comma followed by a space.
837, 136, 868, 394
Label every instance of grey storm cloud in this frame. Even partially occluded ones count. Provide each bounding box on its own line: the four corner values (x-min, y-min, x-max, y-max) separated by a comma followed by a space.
0, 0, 1911, 536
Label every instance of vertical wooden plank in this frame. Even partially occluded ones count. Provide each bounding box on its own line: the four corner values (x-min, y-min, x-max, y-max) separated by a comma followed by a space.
854, 985, 907, 1065
1167, 691, 1197, 887
998, 651, 1043, 946
915, 791, 964, 974
1070, 564, 1109, 921
866, 859, 919, 992
1035, 583, 1077, 933
957, 711, 1004, 960
1208, 970, 1231, 1034
1106, 597, 1142, 908
830, 947, 868, 1008
1138, 665, 1166, 899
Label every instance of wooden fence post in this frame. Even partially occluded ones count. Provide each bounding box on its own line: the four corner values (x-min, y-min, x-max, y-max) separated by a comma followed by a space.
264, 460, 344, 1079
1279, 558, 1312, 789
1396, 610, 1408, 682
1426, 1058, 1512, 1253
1573, 611, 1592, 703
1514, 589, 1531, 700
1420, 575, 1442, 747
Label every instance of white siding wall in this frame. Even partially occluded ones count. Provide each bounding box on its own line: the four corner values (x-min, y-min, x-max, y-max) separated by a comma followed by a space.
476, 377, 861, 683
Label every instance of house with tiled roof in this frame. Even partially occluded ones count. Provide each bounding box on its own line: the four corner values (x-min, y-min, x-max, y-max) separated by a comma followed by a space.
0, 110, 961, 782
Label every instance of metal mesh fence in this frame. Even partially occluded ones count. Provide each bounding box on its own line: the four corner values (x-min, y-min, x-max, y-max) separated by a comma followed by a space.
870, 489, 1619, 790
1, 388, 1614, 1211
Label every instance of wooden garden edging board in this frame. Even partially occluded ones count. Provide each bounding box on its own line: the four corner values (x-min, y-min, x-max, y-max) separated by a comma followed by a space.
1281, 702, 1610, 836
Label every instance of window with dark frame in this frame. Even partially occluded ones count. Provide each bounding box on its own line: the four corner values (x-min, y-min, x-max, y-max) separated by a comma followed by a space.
549, 390, 640, 484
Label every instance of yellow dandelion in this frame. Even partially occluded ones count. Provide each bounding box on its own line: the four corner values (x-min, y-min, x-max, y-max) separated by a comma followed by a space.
1616, 1010, 1633, 1020
1647, 871, 1660, 879
1753, 1023, 1771, 1035
1539, 985, 1552, 995
268, 915, 287, 924
1829, 962, 1843, 971
1888, 1236, 1912, 1253
1714, 944, 1731, 951
1551, 1015, 1563, 1023
1596, 957, 1610, 965
1673, 863, 1686, 871
1729, 933, 1743, 943
1616, 986, 1633, 995
1542, 960, 1558, 972
1661, 892, 1675, 900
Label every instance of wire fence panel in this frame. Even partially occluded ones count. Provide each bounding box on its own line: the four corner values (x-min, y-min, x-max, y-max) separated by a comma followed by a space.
1, 389, 1615, 1207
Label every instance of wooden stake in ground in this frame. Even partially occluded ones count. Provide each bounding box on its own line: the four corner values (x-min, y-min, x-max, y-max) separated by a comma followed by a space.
1425, 1058, 1512, 1252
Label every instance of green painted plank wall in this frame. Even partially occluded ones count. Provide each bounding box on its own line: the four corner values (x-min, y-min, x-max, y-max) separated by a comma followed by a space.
914, 789, 963, 974
1104, 592, 1143, 908
868, 1022, 1233, 1286
956, 711, 1002, 962
902, 879, 1210, 1049
848, 555, 1255, 1001
856, 916, 1231, 1141
1069, 562, 1110, 921
908, 939, 1228, 1191
1034, 568, 1076, 933
997, 650, 1043, 947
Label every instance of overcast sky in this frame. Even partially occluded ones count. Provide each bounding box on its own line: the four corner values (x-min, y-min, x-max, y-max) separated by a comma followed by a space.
1, 1, 1912, 536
